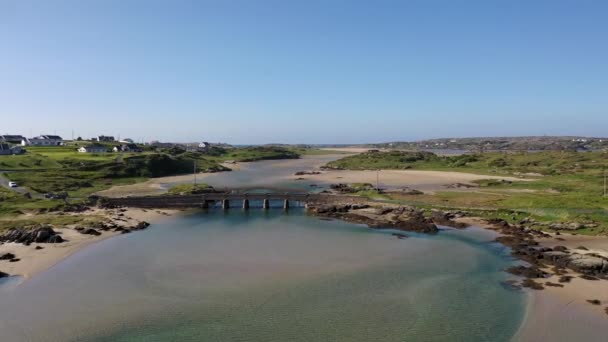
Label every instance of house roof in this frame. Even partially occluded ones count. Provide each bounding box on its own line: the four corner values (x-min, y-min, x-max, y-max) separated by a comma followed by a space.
0, 143, 10, 150
42, 135, 63, 140
82, 144, 106, 149
0, 135, 25, 141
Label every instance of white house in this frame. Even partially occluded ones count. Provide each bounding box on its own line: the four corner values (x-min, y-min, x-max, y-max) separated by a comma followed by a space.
22, 135, 63, 146
78, 144, 108, 153
119, 138, 134, 144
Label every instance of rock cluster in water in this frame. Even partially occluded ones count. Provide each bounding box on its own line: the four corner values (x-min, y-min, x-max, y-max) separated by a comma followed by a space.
307, 202, 469, 234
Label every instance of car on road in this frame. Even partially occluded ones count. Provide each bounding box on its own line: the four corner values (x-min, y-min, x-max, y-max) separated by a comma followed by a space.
8, 181, 18, 188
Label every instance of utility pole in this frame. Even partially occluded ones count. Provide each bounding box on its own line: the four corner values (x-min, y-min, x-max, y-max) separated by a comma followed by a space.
194, 161, 197, 185
604, 168, 608, 197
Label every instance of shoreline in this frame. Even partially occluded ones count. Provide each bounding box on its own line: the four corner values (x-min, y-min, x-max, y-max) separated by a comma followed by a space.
2, 198, 607, 340
304, 199, 608, 339
0, 208, 180, 282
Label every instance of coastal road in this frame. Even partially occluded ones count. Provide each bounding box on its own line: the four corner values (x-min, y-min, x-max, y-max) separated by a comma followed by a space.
0, 172, 32, 196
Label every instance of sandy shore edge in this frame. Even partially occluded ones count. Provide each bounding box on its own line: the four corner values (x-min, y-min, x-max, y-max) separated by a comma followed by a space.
0, 208, 180, 282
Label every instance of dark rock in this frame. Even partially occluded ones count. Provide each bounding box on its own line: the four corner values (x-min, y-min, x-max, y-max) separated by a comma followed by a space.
132, 221, 150, 230
9, 258, 20, 262
35, 246, 44, 250
576, 246, 589, 251
392, 233, 409, 240
521, 279, 544, 290
49, 235, 64, 243
0, 271, 8, 278
80, 228, 101, 236
558, 275, 574, 283
0, 253, 16, 260
587, 299, 601, 305
0, 226, 63, 244
121, 229, 132, 234
545, 282, 564, 288
579, 274, 599, 281
506, 265, 548, 278
430, 210, 468, 229
553, 245, 568, 252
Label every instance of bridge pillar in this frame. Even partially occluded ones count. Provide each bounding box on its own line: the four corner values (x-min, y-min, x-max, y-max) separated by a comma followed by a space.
222, 199, 230, 209
262, 199, 270, 209
242, 199, 249, 209
283, 199, 289, 210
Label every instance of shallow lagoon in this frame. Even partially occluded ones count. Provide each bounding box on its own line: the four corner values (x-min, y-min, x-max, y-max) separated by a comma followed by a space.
0, 209, 526, 341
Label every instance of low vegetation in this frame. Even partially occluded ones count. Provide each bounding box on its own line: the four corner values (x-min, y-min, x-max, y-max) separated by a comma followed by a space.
0, 145, 304, 229
326, 150, 608, 235
167, 183, 215, 195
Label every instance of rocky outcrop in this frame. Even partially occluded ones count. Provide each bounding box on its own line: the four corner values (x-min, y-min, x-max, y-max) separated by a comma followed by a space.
430, 210, 469, 229
132, 221, 150, 231
487, 218, 608, 280
307, 204, 438, 234
0, 226, 64, 245
0, 271, 8, 278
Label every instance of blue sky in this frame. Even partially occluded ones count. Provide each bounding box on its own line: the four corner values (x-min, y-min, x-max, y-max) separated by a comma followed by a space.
1, 0, 607, 144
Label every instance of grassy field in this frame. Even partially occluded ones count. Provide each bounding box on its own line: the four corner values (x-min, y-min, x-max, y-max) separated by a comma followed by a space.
326, 150, 608, 235
0, 145, 306, 229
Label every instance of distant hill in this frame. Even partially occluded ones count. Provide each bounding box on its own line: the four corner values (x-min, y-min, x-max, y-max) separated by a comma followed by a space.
364, 136, 608, 152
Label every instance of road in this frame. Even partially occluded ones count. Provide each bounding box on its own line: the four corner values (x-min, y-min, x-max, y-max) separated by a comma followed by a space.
0, 172, 31, 196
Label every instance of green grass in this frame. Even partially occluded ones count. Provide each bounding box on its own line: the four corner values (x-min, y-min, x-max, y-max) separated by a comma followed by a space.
325, 150, 608, 175
167, 183, 213, 195
0, 145, 306, 230
288, 148, 351, 156
326, 150, 608, 235
209, 146, 300, 162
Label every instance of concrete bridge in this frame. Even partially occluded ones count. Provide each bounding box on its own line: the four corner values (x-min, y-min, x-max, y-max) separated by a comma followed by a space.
99, 193, 364, 210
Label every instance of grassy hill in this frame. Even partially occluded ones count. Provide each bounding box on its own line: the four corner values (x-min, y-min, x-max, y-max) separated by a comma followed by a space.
325, 150, 608, 235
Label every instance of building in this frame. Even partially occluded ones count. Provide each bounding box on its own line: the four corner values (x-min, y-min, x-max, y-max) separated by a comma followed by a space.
96, 135, 115, 142
0, 144, 23, 155
113, 143, 142, 153
0, 143, 12, 155
0, 135, 25, 144
119, 138, 134, 144
78, 144, 108, 153
22, 135, 63, 146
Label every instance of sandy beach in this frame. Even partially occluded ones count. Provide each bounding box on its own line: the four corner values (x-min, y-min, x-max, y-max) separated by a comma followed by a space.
0, 208, 179, 281
511, 231, 608, 340
294, 169, 529, 192
97, 156, 531, 198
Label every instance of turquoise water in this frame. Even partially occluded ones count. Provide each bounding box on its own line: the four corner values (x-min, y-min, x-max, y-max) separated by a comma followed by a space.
0, 209, 526, 341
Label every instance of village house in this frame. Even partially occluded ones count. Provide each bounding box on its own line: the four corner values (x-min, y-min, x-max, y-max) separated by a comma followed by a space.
78, 144, 108, 153
0, 135, 25, 144
0, 143, 12, 155
21, 135, 63, 146
113, 143, 143, 153
119, 138, 134, 144
96, 135, 115, 142
0, 144, 23, 155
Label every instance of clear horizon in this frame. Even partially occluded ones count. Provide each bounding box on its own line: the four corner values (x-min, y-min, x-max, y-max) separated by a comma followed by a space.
2, 0, 607, 144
